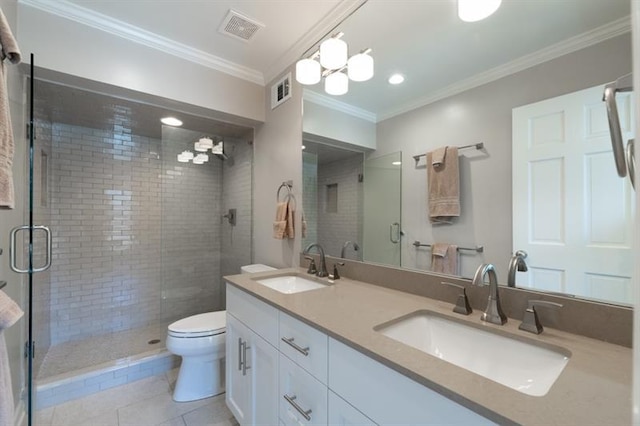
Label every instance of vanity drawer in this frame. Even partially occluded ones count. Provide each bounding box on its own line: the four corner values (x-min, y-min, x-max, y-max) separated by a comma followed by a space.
279, 353, 328, 426
279, 312, 328, 384
226, 283, 278, 347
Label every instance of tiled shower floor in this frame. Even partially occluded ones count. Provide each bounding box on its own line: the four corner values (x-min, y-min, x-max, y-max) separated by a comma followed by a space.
38, 322, 173, 380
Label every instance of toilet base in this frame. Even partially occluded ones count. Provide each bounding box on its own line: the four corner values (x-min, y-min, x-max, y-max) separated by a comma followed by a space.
173, 356, 225, 402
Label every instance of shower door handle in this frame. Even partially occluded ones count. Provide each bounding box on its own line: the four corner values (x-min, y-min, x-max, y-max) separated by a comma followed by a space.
32, 226, 52, 273
9, 226, 29, 273
11, 225, 52, 274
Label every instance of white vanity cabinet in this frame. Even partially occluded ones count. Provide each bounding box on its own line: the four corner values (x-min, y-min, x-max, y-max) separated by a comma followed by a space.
328, 338, 496, 425
226, 286, 279, 426
226, 283, 494, 426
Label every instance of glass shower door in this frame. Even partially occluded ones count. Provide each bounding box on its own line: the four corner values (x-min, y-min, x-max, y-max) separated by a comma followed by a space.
363, 152, 402, 266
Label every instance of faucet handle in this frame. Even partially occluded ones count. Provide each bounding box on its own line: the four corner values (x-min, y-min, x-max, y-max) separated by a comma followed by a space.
518, 300, 563, 334
304, 256, 317, 275
441, 282, 473, 315
330, 262, 345, 280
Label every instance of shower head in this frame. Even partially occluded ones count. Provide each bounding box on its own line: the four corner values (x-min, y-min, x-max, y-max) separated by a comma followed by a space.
214, 151, 229, 161
211, 140, 229, 161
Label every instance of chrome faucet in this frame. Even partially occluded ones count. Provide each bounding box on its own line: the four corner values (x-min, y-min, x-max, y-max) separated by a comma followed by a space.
507, 250, 528, 288
472, 263, 507, 325
303, 243, 329, 277
340, 241, 360, 259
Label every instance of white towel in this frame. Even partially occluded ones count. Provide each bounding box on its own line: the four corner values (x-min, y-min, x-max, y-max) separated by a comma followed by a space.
0, 290, 23, 426
0, 7, 20, 210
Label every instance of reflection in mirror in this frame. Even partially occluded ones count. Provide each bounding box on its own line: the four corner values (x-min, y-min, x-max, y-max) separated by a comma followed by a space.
302, 138, 365, 260
363, 152, 402, 266
299, 0, 633, 305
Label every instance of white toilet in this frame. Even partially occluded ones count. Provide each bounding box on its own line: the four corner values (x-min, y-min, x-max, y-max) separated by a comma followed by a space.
166, 264, 276, 402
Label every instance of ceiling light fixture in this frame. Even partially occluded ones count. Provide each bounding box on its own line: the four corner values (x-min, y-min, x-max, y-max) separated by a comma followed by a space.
458, 0, 502, 22
161, 117, 183, 127
295, 32, 373, 96
388, 74, 405, 85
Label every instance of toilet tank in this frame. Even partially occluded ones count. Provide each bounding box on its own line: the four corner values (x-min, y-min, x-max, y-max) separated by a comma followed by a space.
240, 264, 277, 274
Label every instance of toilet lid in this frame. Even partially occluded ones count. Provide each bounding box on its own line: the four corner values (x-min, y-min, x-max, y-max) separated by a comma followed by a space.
168, 311, 226, 337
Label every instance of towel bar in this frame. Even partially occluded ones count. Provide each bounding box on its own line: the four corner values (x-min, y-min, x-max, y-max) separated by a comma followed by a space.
413, 241, 484, 253
413, 143, 484, 164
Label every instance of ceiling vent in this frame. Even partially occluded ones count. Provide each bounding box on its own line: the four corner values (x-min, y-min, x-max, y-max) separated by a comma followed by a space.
218, 9, 264, 43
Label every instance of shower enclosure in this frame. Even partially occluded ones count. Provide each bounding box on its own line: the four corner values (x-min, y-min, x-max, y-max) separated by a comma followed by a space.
11, 69, 254, 423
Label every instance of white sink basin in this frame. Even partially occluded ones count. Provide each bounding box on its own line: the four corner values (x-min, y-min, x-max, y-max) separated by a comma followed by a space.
255, 275, 328, 294
375, 311, 570, 396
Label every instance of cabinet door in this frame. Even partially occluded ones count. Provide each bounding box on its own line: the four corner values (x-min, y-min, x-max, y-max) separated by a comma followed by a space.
226, 314, 251, 425
328, 390, 376, 426
247, 330, 279, 425
280, 354, 328, 426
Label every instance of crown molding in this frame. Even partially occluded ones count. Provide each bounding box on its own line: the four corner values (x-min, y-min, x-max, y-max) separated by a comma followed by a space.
378, 16, 632, 122
20, 0, 265, 85
263, 0, 366, 84
304, 89, 377, 123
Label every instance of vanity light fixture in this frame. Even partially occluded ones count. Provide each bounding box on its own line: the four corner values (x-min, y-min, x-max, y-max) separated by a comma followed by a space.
295, 32, 373, 96
388, 73, 405, 85
458, 0, 502, 22
161, 116, 183, 127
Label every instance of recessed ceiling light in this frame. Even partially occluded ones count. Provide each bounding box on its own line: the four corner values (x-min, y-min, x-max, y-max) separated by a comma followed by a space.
392, 161, 402, 166
161, 116, 183, 127
388, 74, 405, 85
301, 145, 306, 150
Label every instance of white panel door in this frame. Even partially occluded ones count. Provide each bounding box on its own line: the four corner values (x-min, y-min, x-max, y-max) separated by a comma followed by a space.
248, 329, 279, 426
513, 85, 635, 303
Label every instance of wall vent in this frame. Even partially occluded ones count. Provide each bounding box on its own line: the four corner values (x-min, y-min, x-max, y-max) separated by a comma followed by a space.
218, 9, 264, 42
271, 73, 292, 109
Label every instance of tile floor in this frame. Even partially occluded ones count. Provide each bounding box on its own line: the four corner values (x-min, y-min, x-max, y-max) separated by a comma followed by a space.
35, 369, 238, 426
39, 322, 172, 379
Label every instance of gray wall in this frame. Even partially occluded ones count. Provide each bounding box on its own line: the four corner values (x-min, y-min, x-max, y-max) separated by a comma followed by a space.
375, 34, 632, 280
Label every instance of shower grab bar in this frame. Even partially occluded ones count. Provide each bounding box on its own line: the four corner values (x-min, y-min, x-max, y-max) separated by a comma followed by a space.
413, 143, 484, 165
413, 240, 484, 253
603, 73, 633, 178
10, 225, 52, 274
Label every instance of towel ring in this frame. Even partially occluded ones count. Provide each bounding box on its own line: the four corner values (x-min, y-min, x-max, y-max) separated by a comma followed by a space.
285, 193, 297, 210
277, 182, 292, 201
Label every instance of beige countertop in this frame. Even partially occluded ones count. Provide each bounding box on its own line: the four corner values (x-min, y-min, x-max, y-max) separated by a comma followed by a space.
224, 268, 632, 426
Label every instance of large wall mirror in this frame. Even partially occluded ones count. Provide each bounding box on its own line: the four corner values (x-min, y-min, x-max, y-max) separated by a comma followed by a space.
300, 0, 634, 306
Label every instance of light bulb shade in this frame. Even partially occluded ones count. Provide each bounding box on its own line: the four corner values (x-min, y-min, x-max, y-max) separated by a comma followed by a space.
177, 154, 190, 163
182, 151, 194, 160
348, 53, 374, 82
195, 153, 209, 163
458, 0, 502, 22
320, 37, 348, 70
295, 58, 321, 85
211, 141, 224, 155
198, 137, 213, 149
325, 72, 349, 96
194, 141, 208, 152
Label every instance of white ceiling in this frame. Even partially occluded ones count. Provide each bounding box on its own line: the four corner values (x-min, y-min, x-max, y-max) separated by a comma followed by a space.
25, 0, 631, 121
305, 0, 631, 120
34, 0, 356, 84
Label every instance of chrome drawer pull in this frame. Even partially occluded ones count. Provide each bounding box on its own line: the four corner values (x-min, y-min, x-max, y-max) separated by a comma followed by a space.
238, 338, 243, 371
283, 394, 312, 421
281, 337, 309, 356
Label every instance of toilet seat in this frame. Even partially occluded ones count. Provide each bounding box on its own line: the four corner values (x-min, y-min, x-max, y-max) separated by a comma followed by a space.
168, 311, 226, 338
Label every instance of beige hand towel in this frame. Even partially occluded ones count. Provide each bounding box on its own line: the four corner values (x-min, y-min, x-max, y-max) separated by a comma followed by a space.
0, 8, 20, 210
427, 146, 460, 223
273, 201, 288, 239
431, 243, 459, 275
0, 290, 23, 426
284, 198, 295, 239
